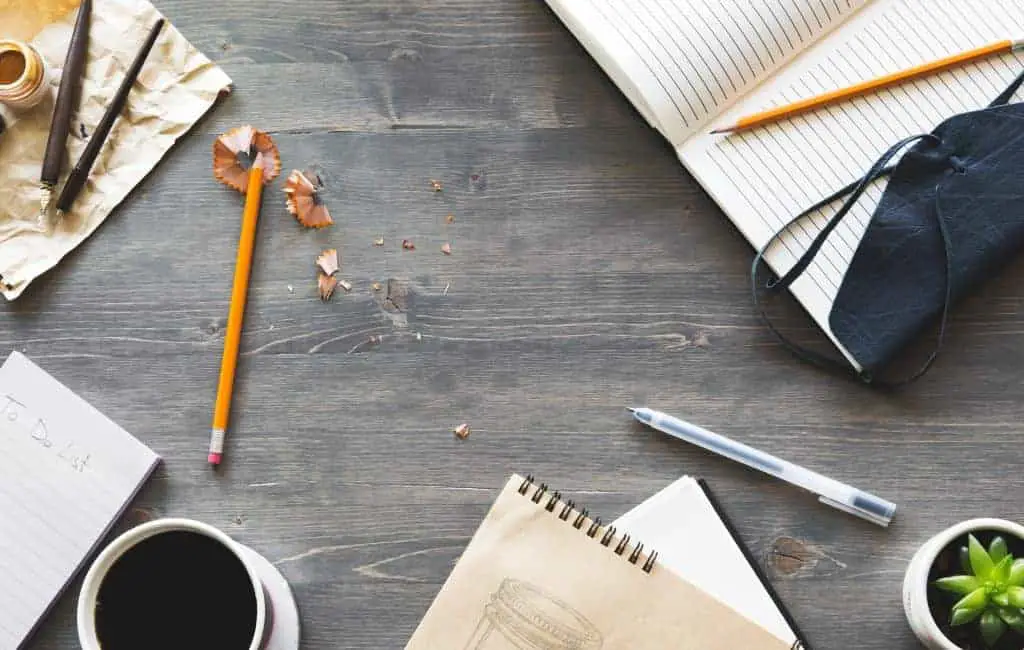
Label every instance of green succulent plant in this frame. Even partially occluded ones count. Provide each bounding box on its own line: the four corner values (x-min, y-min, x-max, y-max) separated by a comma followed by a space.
933, 534, 1024, 647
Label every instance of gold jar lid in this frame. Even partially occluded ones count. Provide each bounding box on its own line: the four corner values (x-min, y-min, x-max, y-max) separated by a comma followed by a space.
0, 40, 48, 110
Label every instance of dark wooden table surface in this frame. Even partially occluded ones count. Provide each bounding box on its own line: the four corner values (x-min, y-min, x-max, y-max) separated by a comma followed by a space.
8, 1, 1024, 648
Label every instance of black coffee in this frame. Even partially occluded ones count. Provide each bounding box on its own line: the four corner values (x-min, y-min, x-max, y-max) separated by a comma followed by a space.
95, 530, 258, 650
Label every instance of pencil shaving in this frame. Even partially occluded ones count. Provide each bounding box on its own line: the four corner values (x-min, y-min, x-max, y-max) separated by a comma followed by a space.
430, 179, 443, 192
213, 125, 281, 193
441, 242, 452, 255
318, 273, 338, 301
316, 248, 339, 276
446, 214, 455, 224
284, 170, 333, 228
338, 279, 353, 292
373, 236, 384, 247
453, 423, 470, 440
402, 239, 415, 250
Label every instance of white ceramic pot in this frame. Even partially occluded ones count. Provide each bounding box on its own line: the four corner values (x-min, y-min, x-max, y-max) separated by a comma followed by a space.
903, 518, 1024, 649
76, 518, 271, 650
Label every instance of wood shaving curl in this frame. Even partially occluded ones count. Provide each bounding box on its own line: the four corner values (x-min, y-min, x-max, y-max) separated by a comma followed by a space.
441, 242, 452, 256
453, 423, 471, 440
430, 179, 443, 192
316, 249, 340, 301
402, 239, 415, 250
284, 170, 333, 228
318, 274, 338, 301
316, 249, 339, 276
213, 125, 281, 193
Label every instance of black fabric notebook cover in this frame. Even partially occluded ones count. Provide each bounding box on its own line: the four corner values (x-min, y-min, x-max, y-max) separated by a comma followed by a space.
755, 70, 1024, 386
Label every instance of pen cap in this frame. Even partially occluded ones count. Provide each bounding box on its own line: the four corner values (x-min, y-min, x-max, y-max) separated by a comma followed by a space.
819, 494, 895, 527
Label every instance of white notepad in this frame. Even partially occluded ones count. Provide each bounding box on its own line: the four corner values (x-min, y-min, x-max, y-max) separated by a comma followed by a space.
0, 351, 160, 649
544, 0, 1024, 370
614, 476, 802, 648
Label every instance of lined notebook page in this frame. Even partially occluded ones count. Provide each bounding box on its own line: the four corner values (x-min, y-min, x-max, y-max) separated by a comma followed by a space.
545, 0, 867, 145
678, 0, 1024, 368
0, 352, 159, 648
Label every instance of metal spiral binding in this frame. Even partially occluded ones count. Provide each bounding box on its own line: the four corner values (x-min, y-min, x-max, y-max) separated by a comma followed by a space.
518, 475, 658, 573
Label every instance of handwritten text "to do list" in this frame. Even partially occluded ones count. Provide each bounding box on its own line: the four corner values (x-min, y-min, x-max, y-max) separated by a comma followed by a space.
1, 394, 91, 472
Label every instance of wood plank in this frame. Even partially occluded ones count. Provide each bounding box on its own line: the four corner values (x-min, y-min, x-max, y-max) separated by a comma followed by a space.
8, 0, 1024, 649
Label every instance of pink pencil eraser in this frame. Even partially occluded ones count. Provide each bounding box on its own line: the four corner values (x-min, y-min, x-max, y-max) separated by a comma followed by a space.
208, 452, 222, 465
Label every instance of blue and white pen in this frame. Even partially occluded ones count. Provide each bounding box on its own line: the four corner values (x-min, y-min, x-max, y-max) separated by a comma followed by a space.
629, 407, 896, 527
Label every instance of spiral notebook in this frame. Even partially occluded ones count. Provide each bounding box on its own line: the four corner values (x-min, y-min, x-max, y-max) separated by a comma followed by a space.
544, 0, 1024, 371
405, 474, 790, 649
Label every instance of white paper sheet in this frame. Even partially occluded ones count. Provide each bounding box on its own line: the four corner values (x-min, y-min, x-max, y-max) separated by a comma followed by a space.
614, 476, 797, 646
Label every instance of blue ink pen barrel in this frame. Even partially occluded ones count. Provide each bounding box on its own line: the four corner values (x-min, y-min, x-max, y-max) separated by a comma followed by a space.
463, 579, 602, 649
0, 40, 49, 111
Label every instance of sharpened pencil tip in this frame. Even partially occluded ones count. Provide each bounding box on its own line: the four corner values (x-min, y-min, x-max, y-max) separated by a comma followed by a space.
709, 127, 732, 134
626, 407, 636, 414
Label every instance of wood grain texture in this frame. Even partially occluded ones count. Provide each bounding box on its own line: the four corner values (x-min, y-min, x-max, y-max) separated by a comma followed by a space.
7, 1, 1024, 649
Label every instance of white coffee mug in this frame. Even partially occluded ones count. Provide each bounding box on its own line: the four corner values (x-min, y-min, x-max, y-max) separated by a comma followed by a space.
76, 518, 271, 650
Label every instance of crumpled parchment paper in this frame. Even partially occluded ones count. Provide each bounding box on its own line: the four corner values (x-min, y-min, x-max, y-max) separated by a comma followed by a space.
0, 0, 232, 299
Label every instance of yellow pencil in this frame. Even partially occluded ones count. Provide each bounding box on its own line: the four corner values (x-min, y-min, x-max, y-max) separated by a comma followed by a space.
209, 161, 265, 466
711, 38, 1024, 135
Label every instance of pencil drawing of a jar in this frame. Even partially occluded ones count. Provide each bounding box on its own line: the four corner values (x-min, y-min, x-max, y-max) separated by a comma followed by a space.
464, 579, 603, 650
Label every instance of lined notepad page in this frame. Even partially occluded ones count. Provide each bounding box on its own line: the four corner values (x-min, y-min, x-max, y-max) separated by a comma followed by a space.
679, 0, 1024, 367
544, 0, 867, 145
0, 352, 159, 648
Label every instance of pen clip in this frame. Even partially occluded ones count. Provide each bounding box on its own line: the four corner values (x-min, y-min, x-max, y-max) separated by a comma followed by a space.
818, 495, 893, 528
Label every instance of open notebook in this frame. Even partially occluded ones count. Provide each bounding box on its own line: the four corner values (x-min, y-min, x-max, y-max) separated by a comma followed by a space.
545, 0, 1024, 370
0, 351, 160, 649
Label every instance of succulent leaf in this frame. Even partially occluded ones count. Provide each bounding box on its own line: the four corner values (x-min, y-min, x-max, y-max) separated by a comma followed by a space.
936, 575, 982, 595
993, 592, 1011, 607
981, 611, 1007, 647
954, 587, 990, 612
1009, 559, 1024, 587
952, 604, 984, 626
960, 546, 973, 574
997, 606, 1024, 629
990, 537, 1010, 563
994, 555, 1013, 583
1007, 586, 1024, 609
970, 534, 996, 578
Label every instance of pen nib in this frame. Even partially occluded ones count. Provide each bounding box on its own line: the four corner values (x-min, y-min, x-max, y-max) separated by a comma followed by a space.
37, 184, 53, 230
39, 185, 52, 215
